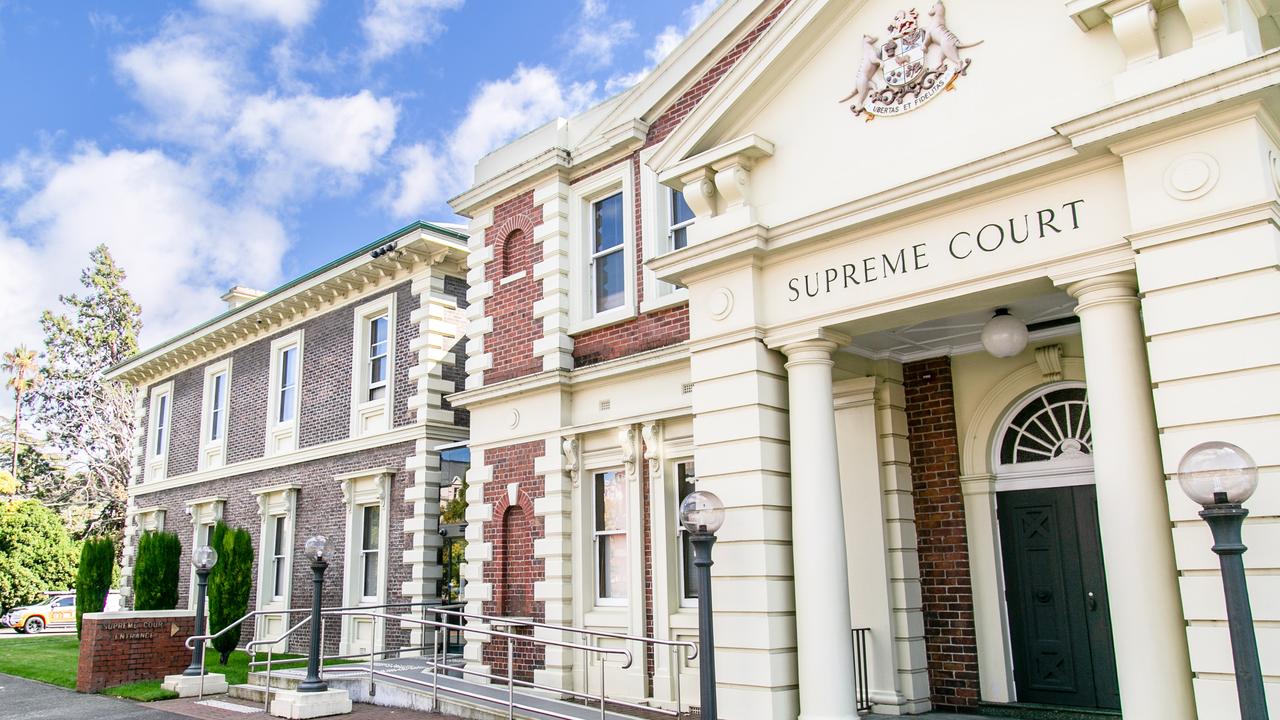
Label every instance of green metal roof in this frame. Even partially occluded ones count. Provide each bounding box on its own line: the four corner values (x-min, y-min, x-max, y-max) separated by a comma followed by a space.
106, 220, 469, 379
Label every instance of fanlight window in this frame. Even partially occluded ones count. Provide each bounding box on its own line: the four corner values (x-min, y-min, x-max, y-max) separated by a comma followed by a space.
999, 386, 1092, 466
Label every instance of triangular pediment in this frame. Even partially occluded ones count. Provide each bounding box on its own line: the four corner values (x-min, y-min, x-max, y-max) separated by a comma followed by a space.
646, 0, 1120, 230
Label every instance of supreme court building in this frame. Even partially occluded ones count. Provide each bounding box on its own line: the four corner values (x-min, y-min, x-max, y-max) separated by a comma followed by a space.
447, 1, 1280, 718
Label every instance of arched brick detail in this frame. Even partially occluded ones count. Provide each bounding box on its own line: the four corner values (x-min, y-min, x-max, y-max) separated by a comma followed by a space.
497, 504, 534, 618
487, 214, 537, 280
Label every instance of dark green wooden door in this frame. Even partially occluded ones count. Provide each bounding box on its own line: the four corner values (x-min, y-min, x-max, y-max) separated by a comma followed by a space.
998, 485, 1120, 710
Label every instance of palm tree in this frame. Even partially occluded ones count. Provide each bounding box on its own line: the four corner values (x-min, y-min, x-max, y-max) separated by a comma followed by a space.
2, 346, 41, 482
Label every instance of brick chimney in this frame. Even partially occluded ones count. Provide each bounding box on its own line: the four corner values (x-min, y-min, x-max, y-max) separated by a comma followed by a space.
221, 286, 265, 310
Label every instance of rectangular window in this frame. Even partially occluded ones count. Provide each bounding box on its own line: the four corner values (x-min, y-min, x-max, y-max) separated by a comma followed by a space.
278, 346, 298, 423
594, 470, 627, 601
153, 393, 169, 457
676, 462, 698, 601
209, 372, 227, 441
271, 515, 287, 599
361, 505, 381, 599
367, 315, 388, 402
669, 188, 695, 251
591, 193, 625, 314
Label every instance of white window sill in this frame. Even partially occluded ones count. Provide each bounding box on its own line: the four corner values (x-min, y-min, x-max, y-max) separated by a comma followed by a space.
584, 608, 628, 627
570, 306, 636, 336
639, 289, 688, 314
499, 271, 527, 286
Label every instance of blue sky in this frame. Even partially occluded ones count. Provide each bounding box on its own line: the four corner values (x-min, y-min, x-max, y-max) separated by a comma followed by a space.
0, 0, 717, 369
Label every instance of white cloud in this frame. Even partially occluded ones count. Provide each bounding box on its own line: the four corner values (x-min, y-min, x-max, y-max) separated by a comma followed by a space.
197, 0, 321, 29
361, 0, 464, 63
610, 0, 721, 91
114, 31, 242, 144
570, 0, 634, 68
4, 145, 288, 353
385, 65, 595, 216
231, 90, 399, 203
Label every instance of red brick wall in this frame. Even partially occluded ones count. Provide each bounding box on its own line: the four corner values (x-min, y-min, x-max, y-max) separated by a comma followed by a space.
903, 357, 979, 709
77, 611, 195, 692
643, 0, 794, 148
481, 441, 546, 681
484, 191, 545, 384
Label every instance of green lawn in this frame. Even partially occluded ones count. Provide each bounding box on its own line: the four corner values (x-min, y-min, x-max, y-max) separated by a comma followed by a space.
0, 634, 304, 701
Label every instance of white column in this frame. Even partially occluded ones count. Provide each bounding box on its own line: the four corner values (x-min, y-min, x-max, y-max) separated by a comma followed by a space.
1066, 272, 1197, 718
780, 336, 858, 720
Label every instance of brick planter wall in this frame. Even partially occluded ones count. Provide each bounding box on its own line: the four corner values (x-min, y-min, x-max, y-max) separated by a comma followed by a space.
77, 610, 195, 693
903, 357, 980, 709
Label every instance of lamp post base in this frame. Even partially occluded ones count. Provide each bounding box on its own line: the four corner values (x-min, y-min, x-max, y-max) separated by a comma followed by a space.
269, 688, 352, 719
161, 672, 228, 697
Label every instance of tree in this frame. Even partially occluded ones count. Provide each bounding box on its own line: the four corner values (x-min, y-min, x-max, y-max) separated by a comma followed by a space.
133, 530, 181, 611
32, 246, 142, 538
207, 522, 254, 664
74, 536, 116, 637
2, 346, 41, 483
0, 499, 78, 612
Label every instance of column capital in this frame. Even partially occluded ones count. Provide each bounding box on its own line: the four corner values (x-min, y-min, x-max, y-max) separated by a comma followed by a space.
1065, 271, 1140, 314
765, 327, 851, 357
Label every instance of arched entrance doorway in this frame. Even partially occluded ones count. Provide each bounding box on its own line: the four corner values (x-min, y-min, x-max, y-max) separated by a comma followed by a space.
993, 383, 1121, 711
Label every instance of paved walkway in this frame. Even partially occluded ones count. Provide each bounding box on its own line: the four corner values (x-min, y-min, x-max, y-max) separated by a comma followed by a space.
152, 695, 454, 719
0, 673, 184, 719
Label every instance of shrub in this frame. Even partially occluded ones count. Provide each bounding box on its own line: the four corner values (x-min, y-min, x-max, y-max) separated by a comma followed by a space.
133, 530, 181, 611
207, 522, 254, 665
0, 499, 78, 612
75, 536, 116, 637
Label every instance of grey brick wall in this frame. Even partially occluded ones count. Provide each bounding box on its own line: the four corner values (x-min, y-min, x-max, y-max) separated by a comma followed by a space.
133, 440, 418, 655
142, 279, 450, 481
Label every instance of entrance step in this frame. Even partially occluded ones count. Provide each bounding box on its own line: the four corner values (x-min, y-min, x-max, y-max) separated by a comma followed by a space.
978, 702, 1122, 720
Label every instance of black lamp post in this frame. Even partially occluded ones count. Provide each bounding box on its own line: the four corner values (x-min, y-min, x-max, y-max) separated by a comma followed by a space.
679, 489, 725, 720
1178, 441, 1268, 720
297, 535, 329, 693
183, 545, 218, 676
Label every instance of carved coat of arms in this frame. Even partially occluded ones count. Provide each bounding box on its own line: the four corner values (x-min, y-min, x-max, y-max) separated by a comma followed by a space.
837, 1, 981, 121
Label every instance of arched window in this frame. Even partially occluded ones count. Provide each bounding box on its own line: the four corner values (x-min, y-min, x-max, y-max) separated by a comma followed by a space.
996, 383, 1092, 474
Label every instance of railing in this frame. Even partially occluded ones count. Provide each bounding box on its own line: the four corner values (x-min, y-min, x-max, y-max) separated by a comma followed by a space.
327, 608, 636, 720
852, 627, 871, 713
189, 600, 702, 718
427, 606, 699, 717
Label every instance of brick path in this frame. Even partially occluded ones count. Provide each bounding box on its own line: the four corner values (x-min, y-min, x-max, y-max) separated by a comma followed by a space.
150, 696, 457, 720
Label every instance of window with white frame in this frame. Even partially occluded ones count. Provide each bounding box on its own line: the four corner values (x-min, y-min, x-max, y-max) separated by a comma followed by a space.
592, 193, 626, 314
668, 188, 695, 251
278, 347, 298, 422
571, 163, 635, 332
270, 515, 288, 599
675, 462, 698, 603
359, 505, 381, 600
252, 484, 297, 651
337, 469, 391, 656
145, 382, 173, 482
186, 497, 225, 609
594, 470, 628, 603
266, 332, 303, 455
351, 295, 396, 436
199, 359, 231, 470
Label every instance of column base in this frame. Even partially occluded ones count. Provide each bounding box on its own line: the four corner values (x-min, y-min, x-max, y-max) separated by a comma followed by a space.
269, 688, 353, 718
161, 673, 228, 697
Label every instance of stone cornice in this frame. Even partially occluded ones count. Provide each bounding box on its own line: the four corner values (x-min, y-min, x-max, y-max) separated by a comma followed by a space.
129, 422, 464, 497
107, 226, 468, 387
446, 343, 691, 409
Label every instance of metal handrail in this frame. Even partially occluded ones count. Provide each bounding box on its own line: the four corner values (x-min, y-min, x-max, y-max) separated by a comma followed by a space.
327, 609, 636, 720
429, 606, 699, 658
244, 614, 313, 712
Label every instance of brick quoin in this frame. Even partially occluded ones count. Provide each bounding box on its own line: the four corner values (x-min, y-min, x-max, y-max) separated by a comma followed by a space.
903, 357, 980, 709
481, 441, 546, 682
484, 191, 545, 384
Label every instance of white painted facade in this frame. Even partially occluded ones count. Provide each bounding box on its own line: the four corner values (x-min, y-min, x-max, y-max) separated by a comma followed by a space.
449, 1, 1280, 718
